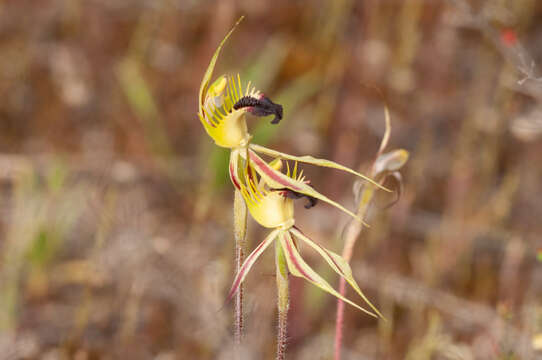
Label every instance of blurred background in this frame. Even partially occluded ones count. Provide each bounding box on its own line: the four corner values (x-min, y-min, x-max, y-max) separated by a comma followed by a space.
0, 0, 541, 359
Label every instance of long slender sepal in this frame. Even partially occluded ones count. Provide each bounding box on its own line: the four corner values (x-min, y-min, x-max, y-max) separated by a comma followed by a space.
246, 150, 370, 226
249, 144, 390, 192
198, 16, 244, 115
226, 229, 280, 302
290, 227, 384, 319
279, 232, 377, 318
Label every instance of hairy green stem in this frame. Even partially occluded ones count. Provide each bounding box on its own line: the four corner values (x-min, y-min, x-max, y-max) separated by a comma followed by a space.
233, 189, 248, 346
275, 239, 289, 360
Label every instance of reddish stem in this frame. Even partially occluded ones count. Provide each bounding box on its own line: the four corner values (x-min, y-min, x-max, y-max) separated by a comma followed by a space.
334, 185, 374, 360
334, 277, 347, 360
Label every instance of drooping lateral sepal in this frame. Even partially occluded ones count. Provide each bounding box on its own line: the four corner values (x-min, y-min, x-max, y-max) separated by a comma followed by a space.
290, 227, 384, 319
278, 231, 377, 317
226, 229, 281, 303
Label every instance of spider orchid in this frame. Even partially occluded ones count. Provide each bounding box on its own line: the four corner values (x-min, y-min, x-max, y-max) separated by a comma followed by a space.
198, 18, 390, 212
226, 157, 384, 318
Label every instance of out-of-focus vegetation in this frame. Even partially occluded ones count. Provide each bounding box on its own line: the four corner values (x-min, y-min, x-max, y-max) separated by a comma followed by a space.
0, 0, 541, 359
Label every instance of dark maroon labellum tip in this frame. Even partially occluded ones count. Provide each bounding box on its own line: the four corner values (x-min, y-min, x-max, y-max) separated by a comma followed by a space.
274, 188, 318, 209
233, 95, 283, 124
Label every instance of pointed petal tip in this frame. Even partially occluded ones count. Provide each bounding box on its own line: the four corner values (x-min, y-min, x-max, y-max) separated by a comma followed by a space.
280, 231, 379, 318
289, 228, 384, 318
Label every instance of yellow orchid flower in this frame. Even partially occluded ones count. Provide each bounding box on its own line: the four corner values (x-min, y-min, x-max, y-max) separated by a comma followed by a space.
227, 157, 384, 319
198, 18, 282, 149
